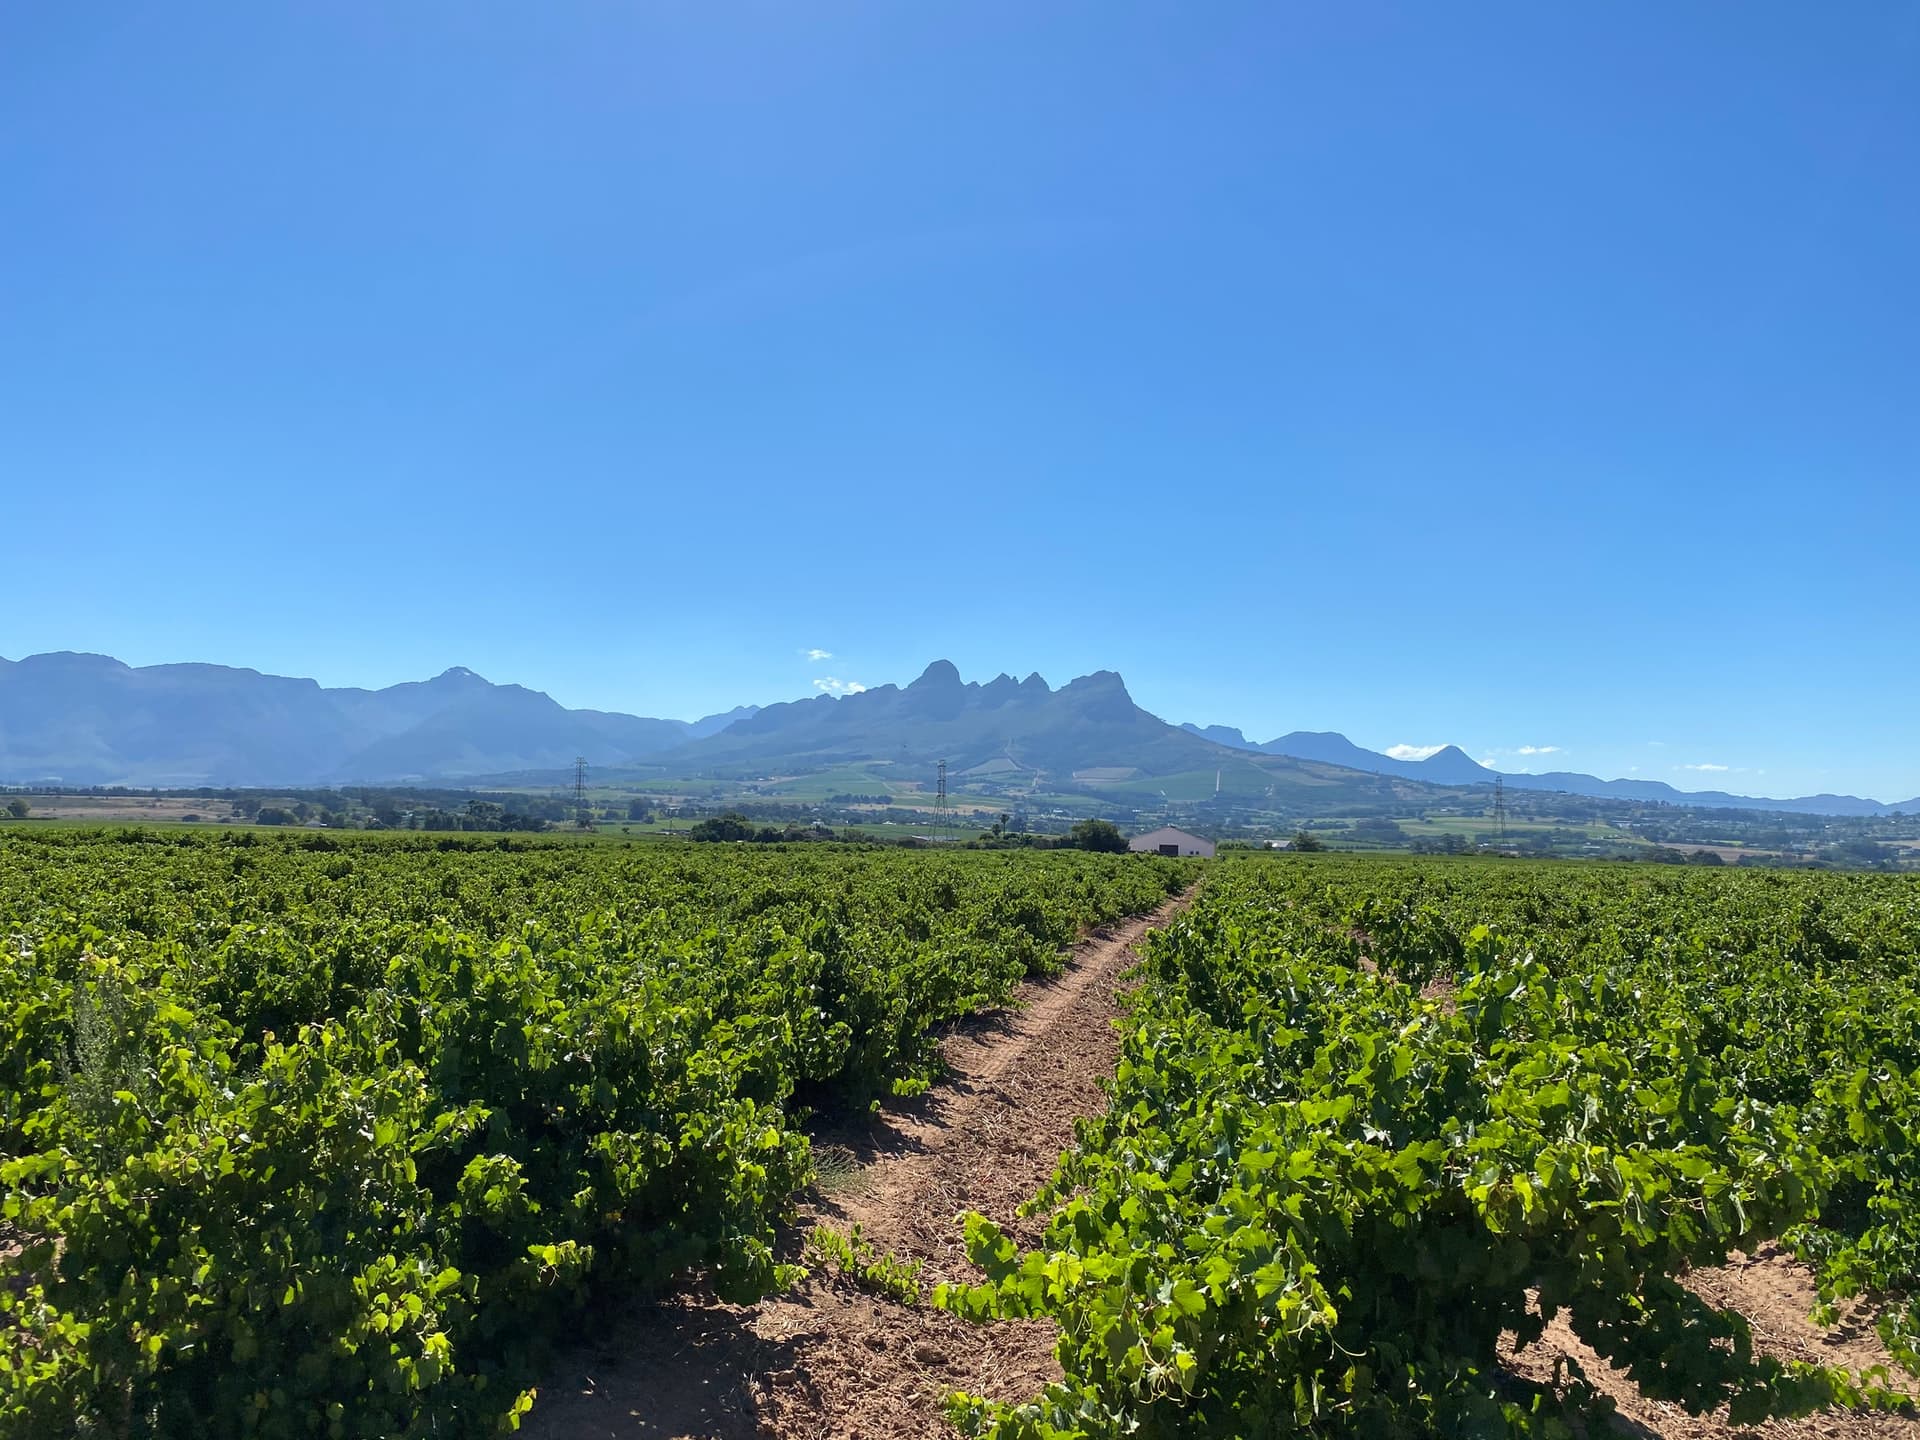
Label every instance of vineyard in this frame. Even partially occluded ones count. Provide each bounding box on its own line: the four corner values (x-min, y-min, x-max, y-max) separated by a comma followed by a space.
5, 836, 1920, 1439
0, 829, 1191, 1437
940, 856, 1920, 1437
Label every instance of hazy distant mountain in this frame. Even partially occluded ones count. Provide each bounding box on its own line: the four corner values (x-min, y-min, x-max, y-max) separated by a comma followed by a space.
1178, 722, 1255, 749
0, 653, 754, 786
1, 653, 351, 788
1184, 724, 1497, 786
685, 705, 760, 740
636, 662, 1437, 813
1193, 720, 1908, 817
1497, 771, 1902, 818
653, 661, 1233, 782
330, 684, 690, 782
1262, 732, 1497, 787
7, 649, 1907, 818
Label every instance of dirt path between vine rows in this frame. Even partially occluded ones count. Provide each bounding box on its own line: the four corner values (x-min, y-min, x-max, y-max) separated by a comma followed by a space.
527, 892, 1190, 1440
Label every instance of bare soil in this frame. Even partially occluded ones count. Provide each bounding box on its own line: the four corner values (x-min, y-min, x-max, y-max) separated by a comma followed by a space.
4, 794, 227, 822
1503, 1249, 1916, 1437
1, 1226, 41, 1322
527, 896, 1916, 1440
526, 897, 1185, 1440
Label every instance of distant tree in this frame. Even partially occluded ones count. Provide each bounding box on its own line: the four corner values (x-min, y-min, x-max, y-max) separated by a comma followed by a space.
627, 798, 652, 822
1068, 818, 1128, 853
4, 798, 28, 820
255, 807, 294, 826
688, 811, 757, 842
1290, 830, 1326, 853
1687, 848, 1726, 866
1824, 838, 1897, 869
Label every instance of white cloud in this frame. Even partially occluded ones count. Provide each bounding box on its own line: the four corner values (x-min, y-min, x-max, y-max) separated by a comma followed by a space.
803, 648, 833, 662
1679, 762, 1730, 773
812, 676, 866, 696
1385, 743, 1444, 761
1475, 744, 1565, 772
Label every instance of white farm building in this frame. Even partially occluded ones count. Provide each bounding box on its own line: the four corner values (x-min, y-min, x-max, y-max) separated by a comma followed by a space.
1129, 826, 1215, 859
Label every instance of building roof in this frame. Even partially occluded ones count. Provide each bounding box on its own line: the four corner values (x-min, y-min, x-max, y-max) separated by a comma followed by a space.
1131, 825, 1212, 844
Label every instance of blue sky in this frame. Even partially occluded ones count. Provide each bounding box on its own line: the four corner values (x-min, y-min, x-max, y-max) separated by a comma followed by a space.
4, 5, 1916, 802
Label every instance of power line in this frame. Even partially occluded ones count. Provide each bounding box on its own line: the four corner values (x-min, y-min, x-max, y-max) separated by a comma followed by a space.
574, 756, 589, 829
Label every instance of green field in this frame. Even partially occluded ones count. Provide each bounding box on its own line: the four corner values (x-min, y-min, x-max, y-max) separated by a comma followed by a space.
1081, 760, 1280, 804
1393, 815, 1625, 841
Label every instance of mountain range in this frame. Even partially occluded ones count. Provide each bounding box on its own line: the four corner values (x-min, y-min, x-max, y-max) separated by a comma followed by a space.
2, 651, 1912, 817
1180, 725, 1495, 786
644, 660, 1234, 781
1177, 723, 1915, 818
0, 652, 755, 787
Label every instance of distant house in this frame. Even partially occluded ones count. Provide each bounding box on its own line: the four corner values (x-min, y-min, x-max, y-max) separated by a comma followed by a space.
1129, 825, 1215, 859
